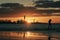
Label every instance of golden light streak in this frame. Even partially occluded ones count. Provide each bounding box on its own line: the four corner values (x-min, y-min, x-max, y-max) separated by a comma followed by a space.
0, 16, 60, 23
26, 32, 31, 37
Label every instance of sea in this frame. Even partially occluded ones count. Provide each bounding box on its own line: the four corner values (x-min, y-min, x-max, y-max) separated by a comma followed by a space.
0, 24, 60, 40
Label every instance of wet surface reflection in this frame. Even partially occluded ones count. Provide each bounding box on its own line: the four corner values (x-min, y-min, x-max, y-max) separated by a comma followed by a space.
0, 31, 60, 40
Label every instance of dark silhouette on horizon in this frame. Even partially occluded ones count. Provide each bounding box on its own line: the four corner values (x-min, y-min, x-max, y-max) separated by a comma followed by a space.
0, 20, 26, 24
0, 19, 59, 24
24, 15, 26, 21
48, 19, 52, 30
0, 19, 60, 31
48, 19, 52, 40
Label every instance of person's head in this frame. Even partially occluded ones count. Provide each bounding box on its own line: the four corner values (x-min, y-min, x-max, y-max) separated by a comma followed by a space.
49, 19, 52, 22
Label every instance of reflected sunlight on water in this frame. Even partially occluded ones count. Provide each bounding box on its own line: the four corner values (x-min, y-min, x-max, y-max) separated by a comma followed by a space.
0, 31, 60, 40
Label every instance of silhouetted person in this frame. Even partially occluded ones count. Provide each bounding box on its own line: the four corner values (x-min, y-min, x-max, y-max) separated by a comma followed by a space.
48, 19, 52, 40
48, 19, 52, 30
24, 15, 26, 21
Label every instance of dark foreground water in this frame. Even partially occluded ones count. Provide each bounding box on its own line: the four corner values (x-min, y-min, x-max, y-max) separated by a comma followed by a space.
0, 24, 60, 30
0, 31, 60, 40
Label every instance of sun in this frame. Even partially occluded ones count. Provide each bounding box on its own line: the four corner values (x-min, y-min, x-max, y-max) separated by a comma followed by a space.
24, 19, 32, 26
27, 20, 32, 23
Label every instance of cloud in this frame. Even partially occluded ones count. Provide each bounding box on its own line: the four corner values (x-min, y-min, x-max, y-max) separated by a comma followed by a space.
0, 4, 60, 18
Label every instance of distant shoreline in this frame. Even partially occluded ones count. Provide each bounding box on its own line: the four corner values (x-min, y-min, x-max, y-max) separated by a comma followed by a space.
0, 23, 60, 24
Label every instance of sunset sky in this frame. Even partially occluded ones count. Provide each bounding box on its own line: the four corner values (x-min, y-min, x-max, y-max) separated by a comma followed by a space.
0, 0, 60, 23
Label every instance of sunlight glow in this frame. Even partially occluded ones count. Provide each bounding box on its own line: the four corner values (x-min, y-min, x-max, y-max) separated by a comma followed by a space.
24, 17, 33, 24
25, 21, 31, 26
26, 20, 32, 23
26, 32, 31, 36
1, 16, 60, 23
25, 31, 47, 38
26, 32, 34, 37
